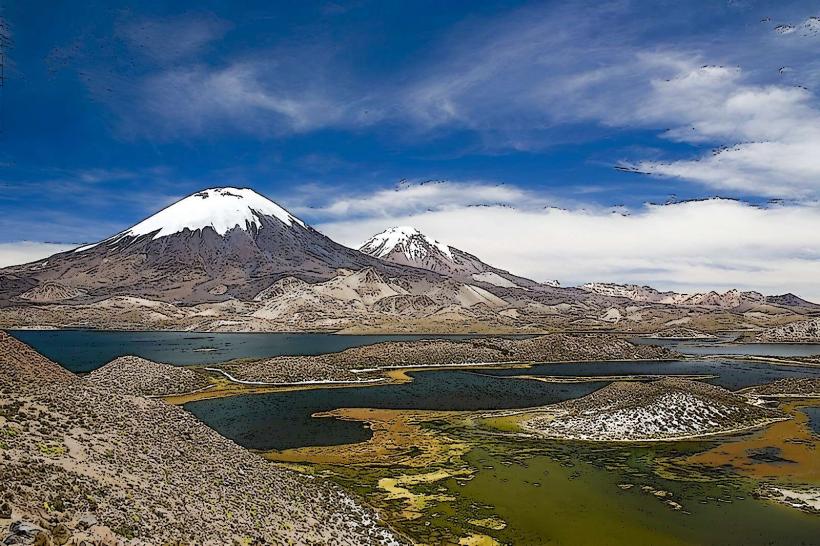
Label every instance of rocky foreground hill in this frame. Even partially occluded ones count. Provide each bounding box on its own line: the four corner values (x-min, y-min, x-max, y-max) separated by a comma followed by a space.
520, 378, 782, 441
0, 333, 402, 545
218, 334, 676, 384
86, 356, 211, 397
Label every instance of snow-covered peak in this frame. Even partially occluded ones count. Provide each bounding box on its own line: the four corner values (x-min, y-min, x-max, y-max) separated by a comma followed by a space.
127, 187, 306, 239
359, 226, 454, 261
74, 187, 306, 252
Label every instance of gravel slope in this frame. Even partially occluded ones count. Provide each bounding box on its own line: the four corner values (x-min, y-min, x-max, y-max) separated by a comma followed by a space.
86, 356, 210, 396
0, 333, 403, 545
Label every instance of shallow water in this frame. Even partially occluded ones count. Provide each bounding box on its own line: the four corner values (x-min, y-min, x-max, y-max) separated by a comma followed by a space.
185, 371, 608, 450
445, 444, 820, 545
479, 358, 820, 389
632, 337, 820, 357
7, 330, 486, 372
13, 328, 819, 542
804, 407, 820, 435
186, 356, 820, 451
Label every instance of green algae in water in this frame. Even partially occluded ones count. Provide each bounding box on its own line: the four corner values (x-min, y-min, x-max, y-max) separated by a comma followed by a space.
324, 435, 820, 545
450, 445, 820, 545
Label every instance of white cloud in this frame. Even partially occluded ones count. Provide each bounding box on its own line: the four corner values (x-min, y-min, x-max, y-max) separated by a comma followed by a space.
315, 189, 820, 301
299, 180, 537, 219
0, 242, 76, 268
621, 62, 820, 198
92, 2, 820, 200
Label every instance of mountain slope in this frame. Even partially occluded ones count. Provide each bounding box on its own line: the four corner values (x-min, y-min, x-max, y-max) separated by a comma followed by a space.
580, 283, 768, 309
359, 226, 542, 289
0, 188, 435, 305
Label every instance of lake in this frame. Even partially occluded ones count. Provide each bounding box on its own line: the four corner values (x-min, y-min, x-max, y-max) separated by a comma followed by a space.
11, 329, 820, 450
186, 357, 820, 451
7, 329, 488, 372
480, 358, 820, 390
185, 370, 609, 450
11, 328, 820, 544
632, 336, 820, 357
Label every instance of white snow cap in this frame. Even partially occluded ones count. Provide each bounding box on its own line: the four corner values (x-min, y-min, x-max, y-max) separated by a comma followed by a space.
360, 226, 453, 261
74, 187, 305, 252
125, 187, 305, 239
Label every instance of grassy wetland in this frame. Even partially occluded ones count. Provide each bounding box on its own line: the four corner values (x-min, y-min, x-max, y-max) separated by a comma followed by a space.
261, 399, 820, 545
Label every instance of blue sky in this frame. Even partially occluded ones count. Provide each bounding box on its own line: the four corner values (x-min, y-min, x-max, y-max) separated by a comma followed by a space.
3, 1, 820, 296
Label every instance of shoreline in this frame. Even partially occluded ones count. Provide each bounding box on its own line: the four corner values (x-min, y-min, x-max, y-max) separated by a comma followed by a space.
8, 325, 820, 342
185, 357, 681, 401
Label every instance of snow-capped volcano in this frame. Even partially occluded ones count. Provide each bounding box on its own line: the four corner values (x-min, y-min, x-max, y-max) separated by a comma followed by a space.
123, 187, 305, 238
77, 188, 304, 252
1, 188, 432, 304
360, 226, 539, 289
360, 226, 454, 263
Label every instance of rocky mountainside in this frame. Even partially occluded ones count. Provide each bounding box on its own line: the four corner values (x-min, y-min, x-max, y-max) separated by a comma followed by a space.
744, 378, 820, 397
0, 331, 401, 545
648, 327, 717, 340
580, 283, 776, 309
0, 187, 815, 333
86, 356, 210, 396
359, 226, 542, 289
0, 331, 75, 384
0, 188, 434, 305
218, 334, 676, 384
765, 293, 820, 313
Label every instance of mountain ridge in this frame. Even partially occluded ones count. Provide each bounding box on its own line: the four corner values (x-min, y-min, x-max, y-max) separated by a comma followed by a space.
359, 225, 543, 290
0, 188, 441, 305
0, 187, 816, 333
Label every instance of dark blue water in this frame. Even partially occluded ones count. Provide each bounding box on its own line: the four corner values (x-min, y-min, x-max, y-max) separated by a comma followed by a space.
185, 370, 608, 451
631, 337, 820, 358
11, 329, 820, 450
478, 359, 820, 390
804, 407, 820, 435
7, 330, 487, 373
186, 357, 820, 450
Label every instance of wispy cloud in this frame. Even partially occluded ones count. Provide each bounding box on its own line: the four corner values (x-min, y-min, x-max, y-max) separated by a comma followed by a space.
66, 2, 820, 201
117, 13, 232, 63
297, 180, 540, 220
314, 183, 820, 300
618, 62, 820, 198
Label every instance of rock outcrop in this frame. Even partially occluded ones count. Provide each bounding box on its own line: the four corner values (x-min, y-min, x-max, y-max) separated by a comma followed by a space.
757, 317, 820, 342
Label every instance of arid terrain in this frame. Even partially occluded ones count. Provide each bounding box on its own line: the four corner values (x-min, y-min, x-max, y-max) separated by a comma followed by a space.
0, 332, 403, 545
1, 189, 816, 335
216, 333, 676, 384
517, 378, 783, 441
